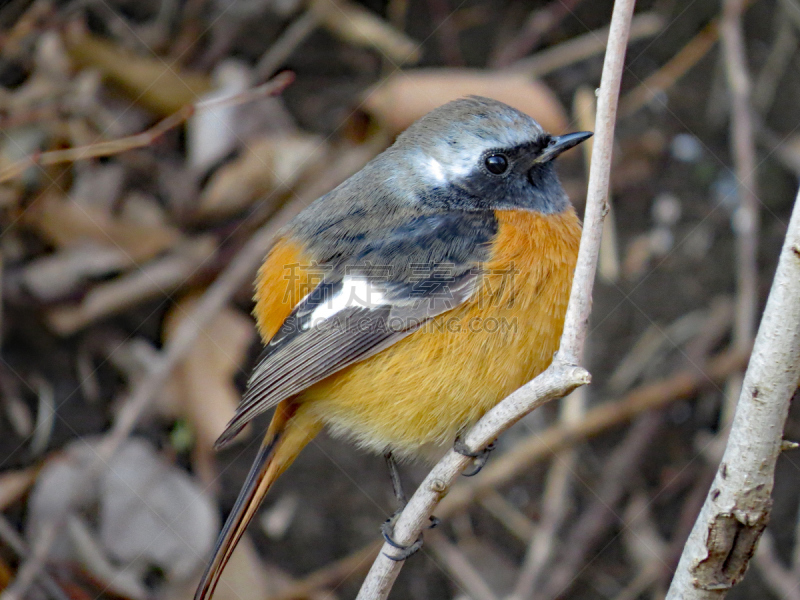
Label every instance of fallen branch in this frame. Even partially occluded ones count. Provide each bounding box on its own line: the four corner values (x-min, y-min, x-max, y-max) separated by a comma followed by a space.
355, 0, 636, 597
665, 180, 800, 597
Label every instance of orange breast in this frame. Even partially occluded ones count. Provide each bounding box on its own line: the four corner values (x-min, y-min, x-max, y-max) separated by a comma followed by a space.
300, 208, 582, 459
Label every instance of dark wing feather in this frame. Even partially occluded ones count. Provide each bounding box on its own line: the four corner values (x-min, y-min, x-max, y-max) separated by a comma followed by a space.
214, 211, 496, 449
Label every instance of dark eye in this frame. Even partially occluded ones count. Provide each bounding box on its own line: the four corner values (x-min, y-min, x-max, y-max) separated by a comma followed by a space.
484, 154, 508, 175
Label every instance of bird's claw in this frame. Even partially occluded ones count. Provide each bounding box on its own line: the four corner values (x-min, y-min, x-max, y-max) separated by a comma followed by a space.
453, 436, 495, 477
380, 510, 438, 561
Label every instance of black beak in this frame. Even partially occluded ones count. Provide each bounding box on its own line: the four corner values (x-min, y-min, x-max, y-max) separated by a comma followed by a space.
534, 131, 593, 164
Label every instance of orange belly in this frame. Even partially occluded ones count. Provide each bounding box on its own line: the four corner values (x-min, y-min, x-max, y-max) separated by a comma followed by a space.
295, 208, 582, 459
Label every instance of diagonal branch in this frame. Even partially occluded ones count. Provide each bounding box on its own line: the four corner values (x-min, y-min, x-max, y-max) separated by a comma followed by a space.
665, 187, 800, 599
355, 0, 637, 597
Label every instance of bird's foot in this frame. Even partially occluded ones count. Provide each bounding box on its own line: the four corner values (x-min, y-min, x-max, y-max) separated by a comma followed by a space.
453, 435, 495, 477
380, 509, 438, 561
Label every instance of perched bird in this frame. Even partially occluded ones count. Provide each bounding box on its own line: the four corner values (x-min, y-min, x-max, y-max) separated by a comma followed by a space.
195, 96, 591, 600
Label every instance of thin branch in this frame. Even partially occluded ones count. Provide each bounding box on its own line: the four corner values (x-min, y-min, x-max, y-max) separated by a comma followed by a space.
426, 531, 499, 600
507, 12, 662, 78
555, 0, 634, 365
539, 411, 663, 599
268, 347, 747, 600
665, 187, 800, 596
754, 531, 800, 600
719, 0, 761, 425
0, 516, 70, 600
490, 0, 586, 67
3, 139, 383, 600
507, 389, 585, 600
355, 1, 636, 597
254, 13, 319, 83
619, 21, 719, 117
477, 490, 536, 543
0, 72, 294, 184
751, 8, 798, 115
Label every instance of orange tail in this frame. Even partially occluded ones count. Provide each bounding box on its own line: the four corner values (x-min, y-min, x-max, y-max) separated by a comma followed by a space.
194, 401, 322, 600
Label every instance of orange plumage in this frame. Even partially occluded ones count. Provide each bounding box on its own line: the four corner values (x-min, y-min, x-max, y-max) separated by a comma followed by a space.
196, 207, 580, 600
296, 207, 581, 458
194, 96, 591, 600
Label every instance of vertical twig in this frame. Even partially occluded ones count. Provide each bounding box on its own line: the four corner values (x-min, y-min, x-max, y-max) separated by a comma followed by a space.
665, 187, 800, 598
507, 389, 584, 600
425, 531, 499, 600
355, 0, 636, 597
754, 532, 800, 600
555, 0, 634, 365
719, 0, 760, 425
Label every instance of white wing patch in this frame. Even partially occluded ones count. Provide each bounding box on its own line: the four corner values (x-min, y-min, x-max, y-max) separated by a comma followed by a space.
308, 276, 387, 326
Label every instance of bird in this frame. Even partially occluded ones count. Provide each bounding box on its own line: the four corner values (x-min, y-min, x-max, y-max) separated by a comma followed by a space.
194, 95, 591, 600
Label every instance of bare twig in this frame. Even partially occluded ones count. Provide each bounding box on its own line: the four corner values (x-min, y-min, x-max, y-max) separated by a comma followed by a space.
426, 531, 498, 600
268, 347, 747, 600
490, 0, 585, 67
754, 531, 800, 600
0, 72, 294, 184
507, 388, 585, 600
752, 8, 798, 115
254, 12, 319, 83
719, 0, 762, 427
507, 12, 662, 78
619, 21, 719, 116
477, 490, 535, 543
575, 86, 620, 283
355, 1, 635, 597
665, 187, 800, 596
46, 236, 217, 335
268, 542, 382, 600
439, 349, 745, 518
539, 412, 663, 599
0, 467, 37, 511
0, 515, 70, 600
618, 493, 669, 600
4, 140, 382, 600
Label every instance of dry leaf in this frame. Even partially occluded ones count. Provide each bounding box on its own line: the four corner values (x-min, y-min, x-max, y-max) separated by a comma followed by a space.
46, 236, 217, 335
310, 0, 420, 64
100, 440, 219, 582
162, 294, 256, 451
0, 466, 38, 511
26, 439, 219, 592
22, 193, 182, 264
196, 134, 327, 222
64, 28, 211, 115
187, 61, 251, 173
19, 244, 131, 302
363, 68, 568, 136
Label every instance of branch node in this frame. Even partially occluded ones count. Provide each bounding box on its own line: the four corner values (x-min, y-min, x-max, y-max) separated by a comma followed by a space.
691, 511, 768, 590
430, 479, 447, 494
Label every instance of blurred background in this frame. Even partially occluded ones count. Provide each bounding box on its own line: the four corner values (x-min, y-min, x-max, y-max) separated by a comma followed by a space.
0, 0, 798, 599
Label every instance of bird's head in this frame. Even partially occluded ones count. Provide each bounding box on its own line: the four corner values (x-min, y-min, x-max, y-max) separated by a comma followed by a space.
391, 96, 592, 214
